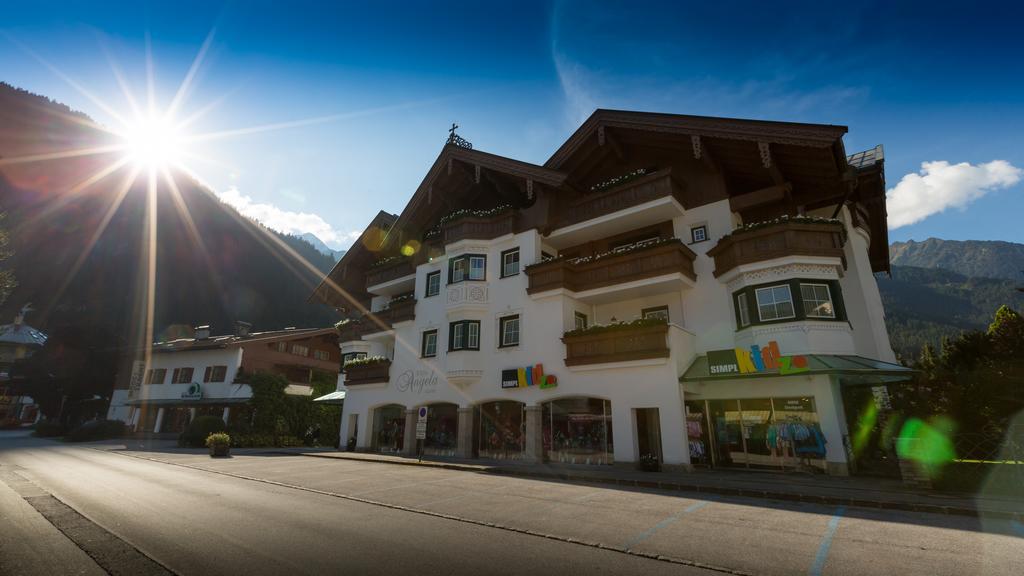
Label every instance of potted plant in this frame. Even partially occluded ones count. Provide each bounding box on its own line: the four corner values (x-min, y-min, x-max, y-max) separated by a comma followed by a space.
206, 432, 231, 457
638, 452, 661, 472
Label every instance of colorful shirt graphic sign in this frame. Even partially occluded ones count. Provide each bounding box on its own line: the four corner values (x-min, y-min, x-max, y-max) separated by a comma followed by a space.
501, 364, 557, 389
707, 341, 809, 376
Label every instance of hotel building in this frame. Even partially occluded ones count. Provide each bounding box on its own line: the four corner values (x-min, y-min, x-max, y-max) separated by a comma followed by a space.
312, 110, 910, 475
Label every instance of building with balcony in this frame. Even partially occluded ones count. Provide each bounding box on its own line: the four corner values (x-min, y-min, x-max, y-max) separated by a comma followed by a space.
312, 110, 910, 474
106, 324, 340, 435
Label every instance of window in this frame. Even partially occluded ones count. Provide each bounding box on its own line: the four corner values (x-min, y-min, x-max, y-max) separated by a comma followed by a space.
691, 225, 708, 243
203, 365, 227, 383
145, 368, 167, 385
291, 344, 310, 357
755, 285, 796, 321
469, 256, 486, 280
501, 248, 520, 278
449, 320, 480, 351
342, 352, 367, 365
801, 283, 836, 318
737, 293, 751, 327
171, 367, 194, 384
574, 311, 589, 331
642, 305, 670, 322
499, 315, 520, 347
275, 342, 288, 352
313, 349, 331, 361
449, 254, 486, 284
421, 330, 438, 357
425, 271, 441, 297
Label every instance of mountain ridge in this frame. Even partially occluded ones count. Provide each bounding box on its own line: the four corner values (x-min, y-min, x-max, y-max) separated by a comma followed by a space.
889, 238, 1024, 281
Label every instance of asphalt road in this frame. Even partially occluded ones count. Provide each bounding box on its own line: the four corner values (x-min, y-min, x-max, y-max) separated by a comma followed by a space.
1, 431, 1021, 576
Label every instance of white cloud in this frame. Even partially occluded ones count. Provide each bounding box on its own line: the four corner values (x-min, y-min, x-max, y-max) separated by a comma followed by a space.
886, 160, 1022, 229
216, 186, 359, 248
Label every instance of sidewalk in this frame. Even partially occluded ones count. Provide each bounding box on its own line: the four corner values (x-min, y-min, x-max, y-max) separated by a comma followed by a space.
284, 449, 1024, 519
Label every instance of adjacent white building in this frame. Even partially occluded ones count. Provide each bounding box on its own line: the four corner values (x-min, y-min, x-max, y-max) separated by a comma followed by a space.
313, 111, 909, 475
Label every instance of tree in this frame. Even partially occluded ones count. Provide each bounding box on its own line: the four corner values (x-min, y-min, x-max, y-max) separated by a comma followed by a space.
0, 209, 15, 306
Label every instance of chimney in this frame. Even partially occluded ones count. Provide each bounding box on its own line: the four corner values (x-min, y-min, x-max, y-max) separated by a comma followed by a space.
234, 321, 252, 337
194, 325, 211, 340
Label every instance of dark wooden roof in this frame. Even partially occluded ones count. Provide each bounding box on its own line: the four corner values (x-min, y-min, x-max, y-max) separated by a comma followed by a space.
311, 210, 397, 310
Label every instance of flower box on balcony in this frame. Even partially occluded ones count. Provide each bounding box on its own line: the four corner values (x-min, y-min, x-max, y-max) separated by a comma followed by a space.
343, 358, 391, 385
707, 217, 846, 278
526, 238, 696, 295
561, 319, 670, 366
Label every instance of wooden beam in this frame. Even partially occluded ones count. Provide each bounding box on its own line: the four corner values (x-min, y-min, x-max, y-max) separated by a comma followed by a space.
729, 182, 792, 213
603, 127, 627, 161
758, 141, 786, 185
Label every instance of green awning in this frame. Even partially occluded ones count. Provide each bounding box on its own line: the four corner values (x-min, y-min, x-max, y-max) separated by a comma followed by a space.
313, 390, 346, 404
680, 354, 914, 385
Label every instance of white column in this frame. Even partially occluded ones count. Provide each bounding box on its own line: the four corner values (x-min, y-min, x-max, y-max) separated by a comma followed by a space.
189, 407, 197, 422
221, 406, 231, 425
153, 407, 166, 433
403, 409, 417, 455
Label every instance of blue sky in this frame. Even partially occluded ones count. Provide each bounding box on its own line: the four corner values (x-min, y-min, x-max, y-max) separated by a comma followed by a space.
2, 0, 1022, 248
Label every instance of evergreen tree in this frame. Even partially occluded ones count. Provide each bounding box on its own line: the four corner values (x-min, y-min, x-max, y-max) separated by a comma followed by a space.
0, 209, 14, 306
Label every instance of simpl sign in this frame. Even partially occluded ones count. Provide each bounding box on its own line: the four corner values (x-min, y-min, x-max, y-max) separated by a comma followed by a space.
707, 341, 809, 376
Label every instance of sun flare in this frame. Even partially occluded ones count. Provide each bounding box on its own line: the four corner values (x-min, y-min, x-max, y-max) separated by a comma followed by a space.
119, 115, 184, 171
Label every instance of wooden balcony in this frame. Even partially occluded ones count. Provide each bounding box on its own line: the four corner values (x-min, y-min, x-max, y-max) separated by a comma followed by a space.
526, 239, 696, 295
336, 298, 416, 342
366, 258, 416, 288
562, 323, 670, 367
343, 360, 391, 386
707, 219, 846, 278
441, 211, 517, 245
556, 169, 685, 229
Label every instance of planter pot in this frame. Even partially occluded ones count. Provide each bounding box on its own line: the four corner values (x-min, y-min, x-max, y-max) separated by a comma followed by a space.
209, 444, 230, 458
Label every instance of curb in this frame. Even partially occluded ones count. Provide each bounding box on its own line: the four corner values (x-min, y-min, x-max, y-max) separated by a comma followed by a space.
290, 451, 1023, 521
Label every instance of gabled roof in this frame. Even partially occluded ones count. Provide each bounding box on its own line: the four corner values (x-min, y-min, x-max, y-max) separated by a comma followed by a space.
0, 322, 47, 347
546, 109, 849, 169
151, 327, 336, 353
380, 143, 567, 250
311, 210, 397, 310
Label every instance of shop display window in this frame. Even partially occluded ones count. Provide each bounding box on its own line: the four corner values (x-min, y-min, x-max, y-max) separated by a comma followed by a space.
477, 401, 525, 460
542, 397, 613, 465
372, 404, 406, 453
423, 403, 459, 456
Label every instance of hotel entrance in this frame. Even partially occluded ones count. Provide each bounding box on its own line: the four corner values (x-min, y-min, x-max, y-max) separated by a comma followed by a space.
688, 397, 827, 472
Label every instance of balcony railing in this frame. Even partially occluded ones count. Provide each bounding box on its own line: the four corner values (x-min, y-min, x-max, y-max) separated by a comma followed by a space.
335, 298, 416, 341
555, 169, 685, 229
525, 239, 696, 295
707, 219, 846, 278
562, 322, 670, 367
343, 360, 391, 386
366, 258, 416, 288
440, 211, 517, 245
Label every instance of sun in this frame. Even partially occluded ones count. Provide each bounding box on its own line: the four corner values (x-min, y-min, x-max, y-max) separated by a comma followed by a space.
120, 115, 184, 171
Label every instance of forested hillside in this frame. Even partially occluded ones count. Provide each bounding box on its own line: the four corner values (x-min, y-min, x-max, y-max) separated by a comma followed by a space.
877, 265, 1024, 360
0, 82, 342, 344
890, 238, 1024, 281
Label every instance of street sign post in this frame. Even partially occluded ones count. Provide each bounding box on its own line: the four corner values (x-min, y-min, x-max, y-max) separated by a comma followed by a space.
416, 407, 428, 461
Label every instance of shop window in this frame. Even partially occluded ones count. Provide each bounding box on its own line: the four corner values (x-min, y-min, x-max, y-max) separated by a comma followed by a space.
203, 365, 227, 383
449, 320, 480, 351
543, 397, 613, 465
499, 315, 520, 347
574, 311, 589, 331
691, 224, 708, 243
421, 330, 438, 358
423, 403, 459, 457
171, 367, 194, 384
800, 283, 835, 319
145, 368, 167, 385
478, 401, 526, 460
371, 404, 406, 454
501, 248, 520, 278
448, 254, 486, 284
736, 293, 751, 328
641, 305, 670, 322
755, 285, 795, 321
425, 271, 441, 297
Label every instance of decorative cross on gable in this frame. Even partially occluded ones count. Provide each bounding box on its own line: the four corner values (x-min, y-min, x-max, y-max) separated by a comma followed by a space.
446, 122, 473, 149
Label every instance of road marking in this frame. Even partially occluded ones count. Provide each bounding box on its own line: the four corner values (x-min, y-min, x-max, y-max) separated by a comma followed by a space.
623, 499, 712, 550
809, 506, 846, 576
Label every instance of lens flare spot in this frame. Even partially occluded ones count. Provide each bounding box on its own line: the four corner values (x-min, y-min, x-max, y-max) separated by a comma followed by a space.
401, 240, 420, 256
